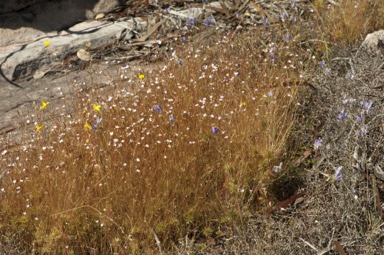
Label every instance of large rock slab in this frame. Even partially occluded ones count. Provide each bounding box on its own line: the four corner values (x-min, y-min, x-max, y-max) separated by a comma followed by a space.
0, 0, 125, 47
0, 0, 123, 15
0, 18, 146, 82
0, 0, 43, 14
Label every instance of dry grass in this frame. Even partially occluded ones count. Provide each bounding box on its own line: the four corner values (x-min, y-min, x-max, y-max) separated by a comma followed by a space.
0, 26, 303, 254
312, 0, 384, 46
1, 0, 384, 254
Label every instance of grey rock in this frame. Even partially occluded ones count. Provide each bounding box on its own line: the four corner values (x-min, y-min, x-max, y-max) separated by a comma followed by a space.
361, 29, 384, 54
0, 18, 146, 81
0, 0, 126, 47
0, 0, 43, 14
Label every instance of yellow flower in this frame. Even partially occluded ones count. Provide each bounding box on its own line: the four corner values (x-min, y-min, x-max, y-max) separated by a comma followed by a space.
138, 74, 145, 80
241, 101, 246, 106
43, 40, 51, 47
93, 104, 101, 111
36, 124, 43, 131
39, 101, 49, 110
84, 123, 91, 130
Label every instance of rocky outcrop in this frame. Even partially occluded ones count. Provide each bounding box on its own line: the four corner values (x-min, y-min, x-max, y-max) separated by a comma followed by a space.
0, 0, 44, 14
0, 0, 122, 15
0, 0, 125, 47
361, 29, 384, 55
0, 0, 131, 84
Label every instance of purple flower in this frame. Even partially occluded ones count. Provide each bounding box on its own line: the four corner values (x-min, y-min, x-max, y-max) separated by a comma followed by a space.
263, 16, 270, 26
187, 17, 196, 26
269, 52, 276, 61
169, 115, 175, 122
325, 67, 331, 73
203, 16, 215, 26
91, 117, 102, 130
153, 105, 162, 112
283, 33, 290, 42
182, 36, 186, 41
362, 100, 373, 114
165, 8, 170, 14
346, 73, 355, 79
358, 125, 368, 137
337, 109, 347, 121
268, 91, 273, 97
314, 138, 322, 150
319, 60, 326, 68
280, 12, 287, 21
273, 162, 283, 173
290, 17, 297, 22
335, 167, 343, 181
211, 127, 219, 135
355, 114, 363, 123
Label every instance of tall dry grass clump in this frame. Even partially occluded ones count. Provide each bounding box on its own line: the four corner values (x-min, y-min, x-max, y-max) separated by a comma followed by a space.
0, 20, 309, 254
313, 0, 384, 46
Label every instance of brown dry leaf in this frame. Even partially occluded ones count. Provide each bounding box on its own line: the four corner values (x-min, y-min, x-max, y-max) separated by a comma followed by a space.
333, 240, 347, 255
249, 2, 267, 17
295, 148, 313, 166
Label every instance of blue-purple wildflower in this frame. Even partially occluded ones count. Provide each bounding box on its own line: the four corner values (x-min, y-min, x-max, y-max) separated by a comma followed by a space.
153, 105, 162, 112
268, 91, 273, 97
187, 17, 196, 26
203, 16, 215, 26
319, 60, 326, 68
280, 12, 287, 21
169, 115, 175, 122
337, 109, 347, 121
335, 166, 343, 181
273, 162, 283, 173
362, 100, 373, 114
212, 127, 219, 135
314, 138, 322, 150
346, 73, 355, 79
355, 114, 363, 123
263, 16, 270, 26
283, 33, 290, 42
358, 125, 368, 137
91, 117, 102, 130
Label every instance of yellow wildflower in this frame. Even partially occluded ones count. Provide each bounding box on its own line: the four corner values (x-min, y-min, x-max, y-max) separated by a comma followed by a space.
138, 74, 145, 80
39, 101, 49, 110
240, 101, 246, 106
93, 104, 101, 111
36, 124, 43, 131
43, 40, 51, 47
84, 123, 91, 130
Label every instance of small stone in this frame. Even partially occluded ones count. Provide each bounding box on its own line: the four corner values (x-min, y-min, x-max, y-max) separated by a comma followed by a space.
95, 13, 105, 20
33, 70, 46, 79
77, 49, 92, 61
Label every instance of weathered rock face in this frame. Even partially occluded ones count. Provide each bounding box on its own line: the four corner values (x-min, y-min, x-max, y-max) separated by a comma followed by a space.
0, 0, 131, 83
0, 0, 122, 15
361, 29, 384, 55
0, 0, 44, 14
0, 0, 125, 47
